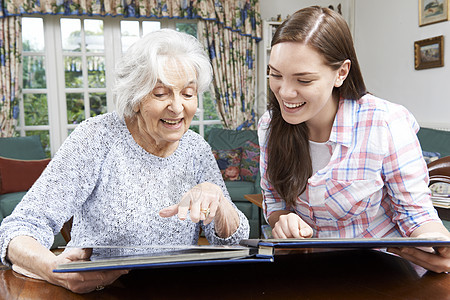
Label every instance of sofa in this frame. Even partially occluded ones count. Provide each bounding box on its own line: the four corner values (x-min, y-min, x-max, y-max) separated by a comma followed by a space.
417, 127, 450, 159
417, 127, 450, 230
0, 135, 66, 248
207, 128, 263, 238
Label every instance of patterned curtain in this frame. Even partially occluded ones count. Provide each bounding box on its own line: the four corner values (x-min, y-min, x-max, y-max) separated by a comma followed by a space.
199, 20, 258, 130
197, 0, 261, 130
0, 17, 20, 137
0, 0, 261, 131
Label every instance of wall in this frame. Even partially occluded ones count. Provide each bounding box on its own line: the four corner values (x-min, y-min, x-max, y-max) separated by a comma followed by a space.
258, 0, 450, 129
354, 0, 450, 130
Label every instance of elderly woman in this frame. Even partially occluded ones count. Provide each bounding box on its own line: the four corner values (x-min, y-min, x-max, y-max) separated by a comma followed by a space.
0, 29, 249, 293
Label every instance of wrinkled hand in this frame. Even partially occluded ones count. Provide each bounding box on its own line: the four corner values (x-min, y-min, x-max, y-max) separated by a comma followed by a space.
32, 248, 127, 294
272, 213, 313, 239
159, 182, 223, 225
387, 232, 450, 273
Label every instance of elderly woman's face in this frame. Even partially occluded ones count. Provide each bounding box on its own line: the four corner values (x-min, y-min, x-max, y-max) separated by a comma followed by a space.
134, 61, 198, 148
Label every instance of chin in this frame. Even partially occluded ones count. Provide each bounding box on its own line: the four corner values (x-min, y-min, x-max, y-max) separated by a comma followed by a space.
281, 114, 303, 125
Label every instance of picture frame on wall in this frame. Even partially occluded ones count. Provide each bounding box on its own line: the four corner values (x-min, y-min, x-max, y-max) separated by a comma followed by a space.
414, 35, 444, 70
419, 0, 449, 26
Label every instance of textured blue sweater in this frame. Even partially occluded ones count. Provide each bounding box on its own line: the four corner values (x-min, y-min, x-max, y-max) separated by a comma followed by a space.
0, 112, 249, 265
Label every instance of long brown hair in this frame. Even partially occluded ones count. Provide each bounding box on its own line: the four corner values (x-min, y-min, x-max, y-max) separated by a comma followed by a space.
267, 6, 367, 204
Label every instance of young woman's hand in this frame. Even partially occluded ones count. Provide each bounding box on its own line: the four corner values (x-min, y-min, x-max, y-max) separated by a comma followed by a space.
271, 212, 313, 238
387, 232, 450, 273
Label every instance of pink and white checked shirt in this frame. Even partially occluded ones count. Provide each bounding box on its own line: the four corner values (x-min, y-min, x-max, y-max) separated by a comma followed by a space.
258, 94, 441, 238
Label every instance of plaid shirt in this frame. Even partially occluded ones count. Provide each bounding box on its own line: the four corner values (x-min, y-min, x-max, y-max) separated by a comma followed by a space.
258, 94, 440, 238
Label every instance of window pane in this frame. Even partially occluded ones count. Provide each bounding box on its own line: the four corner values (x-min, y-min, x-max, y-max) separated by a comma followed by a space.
65, 56, 83, 88
88, 56, 106, 88
23, 94, 48, 125
84, 19, 104, 52
176, 23, 197, 37
120, 20, 139, 52
203, 91, 219, 120
61, 19, 82, 51
143, 21, 161, 35
23, 56, 46, 89
26, 130, 50, 157
66, 93, 85, 124
22, 18, 44, 52
90, 92, 107, 117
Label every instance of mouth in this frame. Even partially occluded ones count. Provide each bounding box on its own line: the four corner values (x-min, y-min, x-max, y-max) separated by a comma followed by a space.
161, 118, 183, 126
283, 101, 306, 109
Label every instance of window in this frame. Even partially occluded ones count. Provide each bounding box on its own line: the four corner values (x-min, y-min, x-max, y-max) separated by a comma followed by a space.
18, 16, 221, 156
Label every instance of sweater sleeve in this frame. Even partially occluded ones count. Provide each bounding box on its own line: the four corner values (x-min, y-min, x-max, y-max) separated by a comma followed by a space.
191, 135, 250, 244
0, 116, 111, 266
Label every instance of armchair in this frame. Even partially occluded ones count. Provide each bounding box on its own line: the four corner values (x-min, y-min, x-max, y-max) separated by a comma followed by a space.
427, 156, 450, 227
207, 128, 262, 238
0, 136, 67, 247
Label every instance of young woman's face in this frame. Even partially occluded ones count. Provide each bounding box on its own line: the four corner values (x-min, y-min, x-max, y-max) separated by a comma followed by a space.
268, 42, 343, 128
134, 60, 198, 148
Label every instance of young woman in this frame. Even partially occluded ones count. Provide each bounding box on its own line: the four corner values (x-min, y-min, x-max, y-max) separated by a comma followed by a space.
259, 6, 449, 273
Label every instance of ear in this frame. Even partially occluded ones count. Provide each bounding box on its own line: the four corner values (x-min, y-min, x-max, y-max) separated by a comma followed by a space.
334, 59, 351, 88
133, 101, 141, 113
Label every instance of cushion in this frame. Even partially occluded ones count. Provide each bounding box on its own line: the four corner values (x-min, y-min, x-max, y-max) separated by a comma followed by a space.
422, 151, 441, 164
430, 182, 450, 196
0, 156, 51, 194
0, 135, 46, 160
0, 191, 27, 219
212, 148, 242, 181
240, 140, 260, 182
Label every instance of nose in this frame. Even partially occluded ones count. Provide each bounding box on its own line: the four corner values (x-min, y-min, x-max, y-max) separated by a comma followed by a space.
278, 80, 297, 100
168, 94, 184, 114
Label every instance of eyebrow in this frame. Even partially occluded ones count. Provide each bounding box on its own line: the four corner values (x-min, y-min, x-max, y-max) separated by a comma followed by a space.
268, 64, 318, 76
155, 79, 197, 88
184, 80, 197, 88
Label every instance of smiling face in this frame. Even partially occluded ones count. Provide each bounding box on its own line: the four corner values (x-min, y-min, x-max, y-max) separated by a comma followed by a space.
129, 60, 198, 156
269, 42, 349, 141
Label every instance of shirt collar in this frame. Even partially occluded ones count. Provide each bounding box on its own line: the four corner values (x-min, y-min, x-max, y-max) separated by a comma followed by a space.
329, 98, 359, 147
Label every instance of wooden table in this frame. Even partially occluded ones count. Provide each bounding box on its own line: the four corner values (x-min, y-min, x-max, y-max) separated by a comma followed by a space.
244, 193, 264, 237
1, 249, 448, 299
244, 193, 263, 208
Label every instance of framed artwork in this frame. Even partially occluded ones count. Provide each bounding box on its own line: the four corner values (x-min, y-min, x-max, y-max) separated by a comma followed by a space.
414, 35, 444, 70
419, 0, 449, 26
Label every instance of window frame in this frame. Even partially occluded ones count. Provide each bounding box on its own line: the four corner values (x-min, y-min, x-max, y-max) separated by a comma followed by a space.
17, 15, 221, 156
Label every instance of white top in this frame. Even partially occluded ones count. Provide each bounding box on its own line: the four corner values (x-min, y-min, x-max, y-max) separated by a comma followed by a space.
299, 140, 332, 201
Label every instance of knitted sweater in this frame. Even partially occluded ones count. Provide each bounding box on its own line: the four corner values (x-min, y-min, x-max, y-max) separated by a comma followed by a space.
0, 112, 249, 265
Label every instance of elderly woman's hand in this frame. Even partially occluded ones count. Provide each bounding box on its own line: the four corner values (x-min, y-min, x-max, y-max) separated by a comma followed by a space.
44, 248, 129, 293
159, 182, 240, 238
8, 236, 129, 294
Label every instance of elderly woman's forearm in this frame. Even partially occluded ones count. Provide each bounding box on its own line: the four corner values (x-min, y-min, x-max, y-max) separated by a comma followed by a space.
8, 236, 55, 279
214, 200, 240, 238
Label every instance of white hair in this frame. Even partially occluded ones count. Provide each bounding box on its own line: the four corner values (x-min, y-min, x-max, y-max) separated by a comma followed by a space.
113, 29, 213, 119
